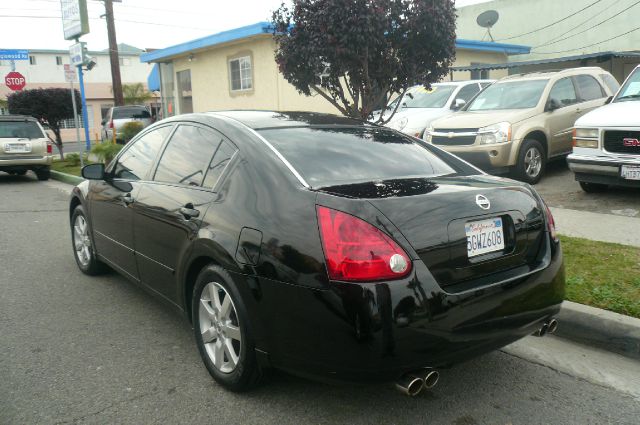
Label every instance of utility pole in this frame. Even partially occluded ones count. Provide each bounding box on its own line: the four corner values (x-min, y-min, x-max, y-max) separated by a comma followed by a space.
104, 0, 124, 106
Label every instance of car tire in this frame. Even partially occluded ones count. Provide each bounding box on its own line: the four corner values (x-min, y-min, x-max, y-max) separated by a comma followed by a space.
35, 167, 50, 181
192, 265, 262, 392
579, 181, 608, 193
516, 139, 546, 184
71, 205, 108, 275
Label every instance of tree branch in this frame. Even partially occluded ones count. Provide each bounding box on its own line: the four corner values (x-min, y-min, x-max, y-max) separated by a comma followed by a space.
377, 86, 408, 125
311, 84, 349, 116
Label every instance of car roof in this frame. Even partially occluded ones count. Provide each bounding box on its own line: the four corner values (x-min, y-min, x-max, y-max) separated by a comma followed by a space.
207, 110, 374, 130
498, 67, 608, 82
0, 115, 38, 122
409, 79, 494, 89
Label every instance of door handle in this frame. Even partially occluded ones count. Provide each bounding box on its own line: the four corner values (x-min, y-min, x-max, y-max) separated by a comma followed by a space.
122, 193, 134, 205
179, 204, 200, 219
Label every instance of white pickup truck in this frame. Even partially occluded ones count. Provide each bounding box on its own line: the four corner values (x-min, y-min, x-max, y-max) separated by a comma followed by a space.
568, 65, 640, 192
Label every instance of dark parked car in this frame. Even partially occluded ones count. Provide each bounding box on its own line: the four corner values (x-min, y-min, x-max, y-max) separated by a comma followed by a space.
69, 111, 564, 395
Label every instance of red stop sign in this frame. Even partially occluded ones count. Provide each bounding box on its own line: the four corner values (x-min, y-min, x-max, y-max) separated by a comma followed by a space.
5, 71, 26, 91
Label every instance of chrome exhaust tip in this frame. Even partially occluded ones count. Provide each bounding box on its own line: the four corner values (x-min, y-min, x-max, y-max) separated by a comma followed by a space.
395, 373, 424, 396
421, 369, 440, 389
547, 318, 558, 334
533, 323, 548, 337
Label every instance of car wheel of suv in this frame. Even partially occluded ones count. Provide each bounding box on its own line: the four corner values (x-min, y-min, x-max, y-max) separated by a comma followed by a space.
35, 167, 50, 181
516, 140, 545, 184
579, 181, 608, 193
192, 265, 262, 392
71, 205, 108, 275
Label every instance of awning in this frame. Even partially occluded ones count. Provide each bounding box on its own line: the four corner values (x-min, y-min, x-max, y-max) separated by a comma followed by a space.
147, 64, 160, 92
451, 51, 640, 72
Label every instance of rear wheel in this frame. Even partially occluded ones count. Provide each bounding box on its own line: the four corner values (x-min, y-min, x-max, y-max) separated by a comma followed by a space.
35, 167, 50, 181
579, 181, 608, 193
516, 140, 545, 184
71, 205, 108, 275
192, 265, 262, 392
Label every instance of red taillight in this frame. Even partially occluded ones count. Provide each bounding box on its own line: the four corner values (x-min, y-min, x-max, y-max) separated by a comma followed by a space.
316, 206, 411, 282
543, 202, 558, 242
109, 120, 114, 129
46, 143, 52, 154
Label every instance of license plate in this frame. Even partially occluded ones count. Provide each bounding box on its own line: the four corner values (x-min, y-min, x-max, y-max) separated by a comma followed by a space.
621, 165, 640, 180
465, 217, 505, 258
4, 143, 31, 153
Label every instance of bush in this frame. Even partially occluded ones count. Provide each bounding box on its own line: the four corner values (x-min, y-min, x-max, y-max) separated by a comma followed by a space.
121, 121, 144, 143
91, 142, 123, 164
66, 152, 81, 166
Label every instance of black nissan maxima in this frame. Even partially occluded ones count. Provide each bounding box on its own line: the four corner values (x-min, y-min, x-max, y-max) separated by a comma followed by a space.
70, 111, 564, 395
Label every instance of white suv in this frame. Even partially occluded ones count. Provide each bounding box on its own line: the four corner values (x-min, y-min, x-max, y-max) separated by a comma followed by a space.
568, 65, 640, 192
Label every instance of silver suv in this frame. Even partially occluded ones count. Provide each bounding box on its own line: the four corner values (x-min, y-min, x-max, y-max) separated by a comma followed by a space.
100, 105, 153, 144
0, 115, 52, 180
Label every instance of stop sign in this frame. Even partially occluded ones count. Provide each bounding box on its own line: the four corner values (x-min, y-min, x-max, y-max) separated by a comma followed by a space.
5, 71, 26, 91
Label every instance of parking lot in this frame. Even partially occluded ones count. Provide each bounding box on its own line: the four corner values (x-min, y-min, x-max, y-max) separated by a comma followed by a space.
1, 173, 639, 424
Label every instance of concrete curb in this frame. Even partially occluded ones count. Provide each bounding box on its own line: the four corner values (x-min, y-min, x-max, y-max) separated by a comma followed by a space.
50, 170, 83, 186
555, 301, 640, 360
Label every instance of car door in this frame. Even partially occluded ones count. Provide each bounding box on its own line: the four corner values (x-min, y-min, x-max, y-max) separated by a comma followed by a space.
88, 125, 172, 280
573, 74, 608, 118
132, 123, 238, 303
545, 77, 579, 157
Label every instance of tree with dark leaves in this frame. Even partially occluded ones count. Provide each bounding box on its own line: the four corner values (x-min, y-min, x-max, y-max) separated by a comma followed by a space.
271, 0, 457, 123
7, 88, 82, 159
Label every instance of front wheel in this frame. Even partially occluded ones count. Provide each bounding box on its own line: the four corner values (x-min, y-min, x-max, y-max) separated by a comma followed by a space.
516, 140, 546, 184
71, 205, 108, 275
579, 181, 608, 193
192, 265, 262, 392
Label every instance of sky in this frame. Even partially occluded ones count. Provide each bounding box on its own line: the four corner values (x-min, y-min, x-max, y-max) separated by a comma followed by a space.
0, 0, 492, 51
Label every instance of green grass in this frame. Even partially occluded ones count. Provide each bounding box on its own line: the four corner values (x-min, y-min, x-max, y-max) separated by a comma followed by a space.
561, 235, 640, 318
51, 158, 94, 177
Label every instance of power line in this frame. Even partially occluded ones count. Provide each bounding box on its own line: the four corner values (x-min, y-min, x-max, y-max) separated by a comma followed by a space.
494, 0, 605, 41
533, 25, 640, 54
0, 14, 216, 31
533, 0, 640, 49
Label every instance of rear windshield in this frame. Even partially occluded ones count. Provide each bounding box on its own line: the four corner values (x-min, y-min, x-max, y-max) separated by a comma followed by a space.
259, 127, 457, 187
113, 107, 151, 119
0, 121, 45, 139
388, 85, 456, 109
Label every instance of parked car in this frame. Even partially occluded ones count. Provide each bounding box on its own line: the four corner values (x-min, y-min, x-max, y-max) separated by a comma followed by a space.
0, 115, 52, 180
374, 80, 494, 138
568, 65, 640, 192
70, 111, 564, 394
100, 105, 153, 144
424, 67, 619, 184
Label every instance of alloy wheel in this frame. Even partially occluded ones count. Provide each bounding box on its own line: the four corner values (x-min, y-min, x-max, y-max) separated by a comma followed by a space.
524, 147, 542, 178
199, 282, 242, 374
73, 214, 92, 267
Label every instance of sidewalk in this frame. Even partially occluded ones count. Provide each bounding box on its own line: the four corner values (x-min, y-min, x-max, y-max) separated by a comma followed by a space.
550, 207, 640, 248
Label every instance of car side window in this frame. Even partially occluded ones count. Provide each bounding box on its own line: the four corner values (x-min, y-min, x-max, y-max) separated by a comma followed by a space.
575, 75, 605, 101
202, 140, 238, 189
455, 83, 481, 103
112, 126, 171, 181
548, 78, 577, 107
600, 74, 620, 94
153, 125, 222, 187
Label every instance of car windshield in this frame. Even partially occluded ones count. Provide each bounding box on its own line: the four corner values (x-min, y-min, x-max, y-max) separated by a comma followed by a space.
259, 126, 458, 187
388, 85, 457, 109
614, 68, 640, 102
467, 79, 549, 111
113, 107, 151, 119
0, 121, 45, 139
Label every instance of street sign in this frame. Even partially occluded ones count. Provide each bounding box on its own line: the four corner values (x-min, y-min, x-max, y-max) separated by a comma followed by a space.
60, 0, 89, 40
64, 64, 77, 82
5, 72, 26, 91
0, 50, 29, 61
69, 42, 85, 66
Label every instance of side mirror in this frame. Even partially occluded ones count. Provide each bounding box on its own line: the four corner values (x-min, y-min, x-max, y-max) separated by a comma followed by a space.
546, 98, 561, 112
451, 98, 466, 110
604, 96, 613, 105
82, 163, 105, 180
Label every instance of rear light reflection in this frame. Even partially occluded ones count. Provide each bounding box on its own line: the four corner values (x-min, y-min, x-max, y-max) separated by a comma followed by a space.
543, 202, 558, 243
316, 206, 411, 282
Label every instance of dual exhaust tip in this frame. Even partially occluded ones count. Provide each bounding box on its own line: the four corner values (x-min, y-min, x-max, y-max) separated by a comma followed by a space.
533, 318, 558, 337
396, 369, 439, 396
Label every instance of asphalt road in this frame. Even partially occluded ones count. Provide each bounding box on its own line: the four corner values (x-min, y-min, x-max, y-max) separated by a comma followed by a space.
1, 173, 639, 425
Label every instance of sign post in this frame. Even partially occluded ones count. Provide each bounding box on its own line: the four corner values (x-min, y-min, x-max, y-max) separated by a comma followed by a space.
69, 41, 91, 154
64, 64, 83, 168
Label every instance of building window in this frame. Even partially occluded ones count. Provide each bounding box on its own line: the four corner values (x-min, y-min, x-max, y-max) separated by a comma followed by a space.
229, 56, 252, 91
176, 69, 193, 114
470, 63, 489, 80
56, 56, 63, 65
29, 56, 37, 65
100, 104, 113, 120
119, 57, 131, 66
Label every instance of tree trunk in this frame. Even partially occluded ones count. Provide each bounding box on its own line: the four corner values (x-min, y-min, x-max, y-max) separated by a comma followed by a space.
51, 125, 64, 160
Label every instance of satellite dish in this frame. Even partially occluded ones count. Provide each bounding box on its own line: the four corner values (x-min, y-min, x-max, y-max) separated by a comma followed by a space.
476, 10, 499, 41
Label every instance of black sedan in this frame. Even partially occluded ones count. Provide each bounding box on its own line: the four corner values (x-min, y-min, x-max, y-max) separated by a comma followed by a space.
70, 111, 564, 395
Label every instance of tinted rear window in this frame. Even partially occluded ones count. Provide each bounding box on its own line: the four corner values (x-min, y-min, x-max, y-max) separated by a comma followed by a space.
259, 127, 456, 187
0, 121, 44, 139
113, 107, 151, 119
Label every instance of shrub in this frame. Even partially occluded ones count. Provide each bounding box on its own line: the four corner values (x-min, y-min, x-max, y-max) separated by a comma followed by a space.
66, 152, 81, 166
122, 121, 144, 143
91, 142, 123, 164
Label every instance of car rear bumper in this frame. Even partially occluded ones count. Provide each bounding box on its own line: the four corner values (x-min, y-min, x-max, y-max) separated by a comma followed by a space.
235, 237, 564, 383
0, 155, 52, 168
567, 153, 640, 187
